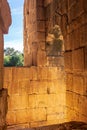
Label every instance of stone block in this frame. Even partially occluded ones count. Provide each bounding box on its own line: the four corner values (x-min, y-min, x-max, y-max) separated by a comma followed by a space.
64, 34, 72, 51
53, 80, 66, 93
4, 68, 12, 82
66, 73, 73, 91
64, 51, 72, 71
10, 94, 28, 110
16, 109, 28, 124
28, 81, 47, 94
37, 51, 47, 66
12, 67, 31, 81
36, 94, 47, 107
19, 80, 30, 95
72, 48, 84, 71
47, 67, 58, 80
6, 111, 16, 125
73, 75, 84, 95
66, 91, 74, 109
29, 67, 38, 80
28, 95, 37, 108
38, 81, 47, 94
72, 29, 80, 50
27, 108, 46, 122
80, 24, 87, 47
47, 105, 65, 115
38, 67, 48, 80
73, 93, 80, 112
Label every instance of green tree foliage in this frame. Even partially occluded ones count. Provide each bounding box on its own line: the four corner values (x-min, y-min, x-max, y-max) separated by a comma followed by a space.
4, 48, 24, 67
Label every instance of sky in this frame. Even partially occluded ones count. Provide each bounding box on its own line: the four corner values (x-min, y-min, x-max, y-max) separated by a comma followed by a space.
4, 0, 24, 52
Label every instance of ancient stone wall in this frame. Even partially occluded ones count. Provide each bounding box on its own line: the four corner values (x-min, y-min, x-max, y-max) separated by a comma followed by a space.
65, 0, 87, 122
3, 0, 87, 129
24, 0, 87, 124
4, 67, 66, 128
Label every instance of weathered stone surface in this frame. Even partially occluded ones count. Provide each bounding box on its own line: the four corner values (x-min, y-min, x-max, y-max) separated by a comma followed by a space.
4, 67, 66, 127
0, 0, 12, 33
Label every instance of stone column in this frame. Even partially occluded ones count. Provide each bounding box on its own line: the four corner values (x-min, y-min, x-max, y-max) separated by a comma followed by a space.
0, 0, 11, 129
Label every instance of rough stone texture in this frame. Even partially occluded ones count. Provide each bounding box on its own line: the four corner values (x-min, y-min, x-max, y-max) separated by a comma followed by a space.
1, 0, 87, 129
0, 0, 11, 130
23, 0, 87, 127
4, 67, 66, 128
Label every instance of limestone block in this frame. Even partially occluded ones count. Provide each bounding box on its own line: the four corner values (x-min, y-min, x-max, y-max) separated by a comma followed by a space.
6, 111, 16, 125
36, 94, 48, 108
66, 91, 74, 109
16, 109, 28, 124
19, 80, 30, 95
27, 108, 46, 122
64, 35, 72, 51
53, 80, 66, 93
4, 68, 12, 82
10, 94, 28, 110
28, 81, 39, 94
73, 93, 80, 112
28, 94, 37, 108
47, 67, 58, 80
72, 48, 84, 71
47, 106, 65, 115
64, 51, 72, 71
78, 95, 87, 116
73, 75, 84, 95
66, 107, 76, 121
38, 81, 47, 94
28, 81, 47, 95
37, 51, 47, 66
72, 29, 80, 50
39, 67, 48, 80
66, 73, 73, 91
29, 67, 38, 80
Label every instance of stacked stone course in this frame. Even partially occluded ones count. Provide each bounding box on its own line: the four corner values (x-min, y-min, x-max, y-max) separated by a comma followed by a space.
4, 67, 66, 128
